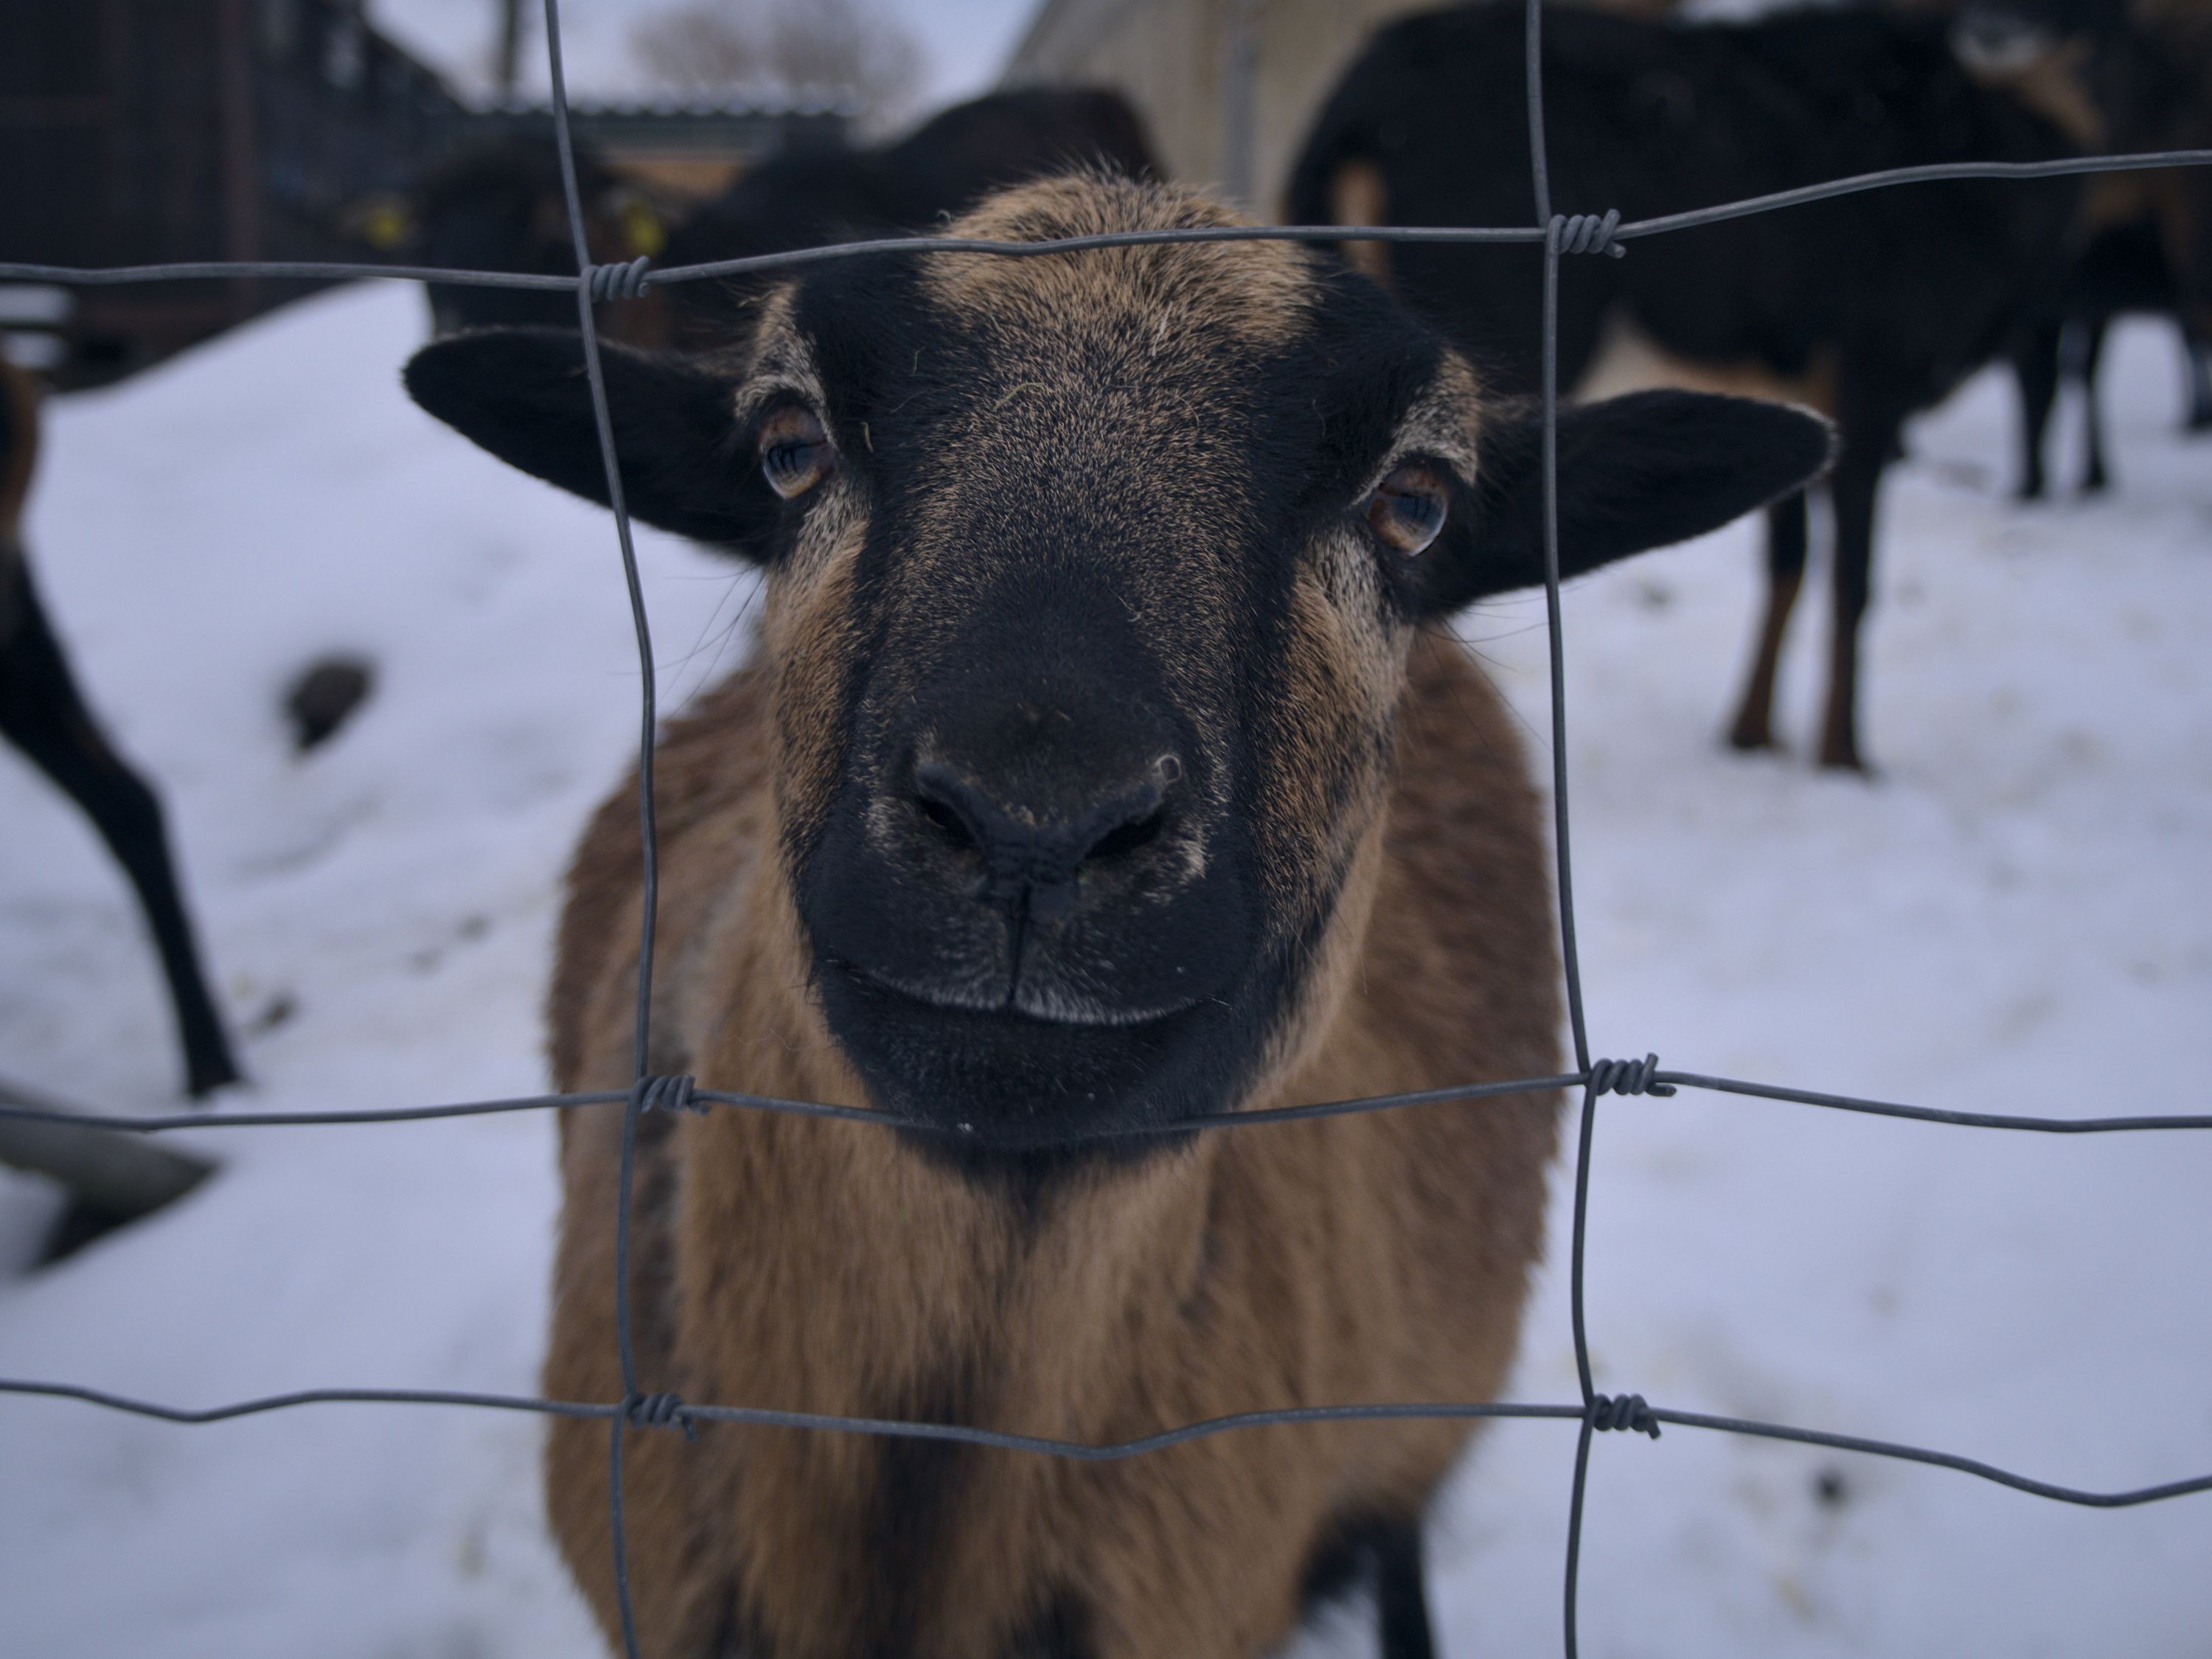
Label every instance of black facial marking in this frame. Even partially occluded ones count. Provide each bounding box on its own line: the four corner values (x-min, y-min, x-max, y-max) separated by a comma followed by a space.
776, 243, 1473, 1160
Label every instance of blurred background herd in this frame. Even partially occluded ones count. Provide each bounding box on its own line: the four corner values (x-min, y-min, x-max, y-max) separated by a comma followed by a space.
5, 1, 2206, 395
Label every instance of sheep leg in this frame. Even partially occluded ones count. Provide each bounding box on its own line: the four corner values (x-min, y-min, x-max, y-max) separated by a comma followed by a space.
1725, 490, 1809, 753
1817, 436, 1890, 773
2007, 319, 2059, 501
2182, 323, 2212, 432
1372, 1520, 1436, 1659
0, 554, 240, 1097
2076, 315, 2112, 494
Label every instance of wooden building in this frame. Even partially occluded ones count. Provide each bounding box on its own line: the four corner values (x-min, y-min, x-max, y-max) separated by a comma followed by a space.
0, 1, 848, 387
0, 0, 466, 385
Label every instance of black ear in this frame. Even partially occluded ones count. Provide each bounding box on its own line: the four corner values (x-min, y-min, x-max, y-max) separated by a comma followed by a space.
1416, 390, 1835, 614
403, 327, 775, 554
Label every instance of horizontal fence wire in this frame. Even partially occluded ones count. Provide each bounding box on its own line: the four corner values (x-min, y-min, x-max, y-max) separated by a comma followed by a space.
3, 0, 2211, 1652
3, 1069, 2208, 1138
4, 1069, 2210, 1138
6, 1374, 2208, 1508
6, 147, 2212, 296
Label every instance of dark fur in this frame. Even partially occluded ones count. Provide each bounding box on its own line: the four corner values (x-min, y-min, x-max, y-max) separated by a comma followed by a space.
0, 361, 237, 1098
2008, 214, 2212, 496
407, 176, 1829, 1658
1287, 1, 2084, 768
2018, 0, 2212, 351
411, 92, 1157, 349
1997, 0, 2212, 495
414, 137, 646, 335
2124, 2, 2212, 347
655, 89, 1159, 347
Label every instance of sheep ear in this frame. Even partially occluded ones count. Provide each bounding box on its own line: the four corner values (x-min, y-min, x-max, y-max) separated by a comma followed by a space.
404, 327, 776, 555
1416, 391, 1836, 613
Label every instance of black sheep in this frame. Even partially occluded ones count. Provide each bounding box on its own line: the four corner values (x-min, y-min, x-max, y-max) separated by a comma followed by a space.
2008, 209, 2211, 499
411, 136, 655, 336
1289, 1, 2084, 770
1977, 0, 2212, 498
404, 91, 1155, 352
654, 88, 1158, 346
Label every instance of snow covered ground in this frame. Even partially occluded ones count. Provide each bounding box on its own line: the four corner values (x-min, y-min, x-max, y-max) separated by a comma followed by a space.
0, 280, 2205, 1658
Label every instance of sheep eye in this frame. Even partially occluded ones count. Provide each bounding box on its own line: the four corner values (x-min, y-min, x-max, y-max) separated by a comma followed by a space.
759, 407, 833, 499
1364, 462, 1449, 555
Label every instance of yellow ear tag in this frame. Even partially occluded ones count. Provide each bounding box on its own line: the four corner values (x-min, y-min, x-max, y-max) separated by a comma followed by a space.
623, 201, 667, 258
361, 194, 413, 251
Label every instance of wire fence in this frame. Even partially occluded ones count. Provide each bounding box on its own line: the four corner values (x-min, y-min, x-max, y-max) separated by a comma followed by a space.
4, 1, 2211, 1654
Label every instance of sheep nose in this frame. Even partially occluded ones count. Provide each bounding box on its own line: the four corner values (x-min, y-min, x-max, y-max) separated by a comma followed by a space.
911, 754, 1177, 920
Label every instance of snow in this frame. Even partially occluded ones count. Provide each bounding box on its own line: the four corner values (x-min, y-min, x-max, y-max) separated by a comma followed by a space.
1, 279, 2208, 1656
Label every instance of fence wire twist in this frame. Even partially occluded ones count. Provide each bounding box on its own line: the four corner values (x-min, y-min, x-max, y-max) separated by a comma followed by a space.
4, 1, 2211, 1654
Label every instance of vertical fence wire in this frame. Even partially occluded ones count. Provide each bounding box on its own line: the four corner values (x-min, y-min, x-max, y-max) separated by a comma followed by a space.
539, 3, 665, 1652
1522, 0, 1613, 1649
1562, 1082, 1602, 1659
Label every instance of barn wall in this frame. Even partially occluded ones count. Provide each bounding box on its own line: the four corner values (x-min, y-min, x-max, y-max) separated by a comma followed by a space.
0, 0, 467, 385
1005, 0, 1429, 210
1004, 0, 1679, 212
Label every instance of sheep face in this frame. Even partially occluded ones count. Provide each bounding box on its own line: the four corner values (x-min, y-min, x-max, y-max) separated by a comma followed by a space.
406, 175, 1829, 1156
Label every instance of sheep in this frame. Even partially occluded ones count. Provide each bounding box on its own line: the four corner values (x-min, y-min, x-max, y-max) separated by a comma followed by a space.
408, 136, 664, 338
403, 174, 1830, 1659
0, 358, 238, 1099
2008, 207, 2211, 498
1286, 1, 2085, 770
652, 88, 1158, 349
1975, 0, 2212, 497
405, 91, 1155, 351
2119, 1, 2212, 349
